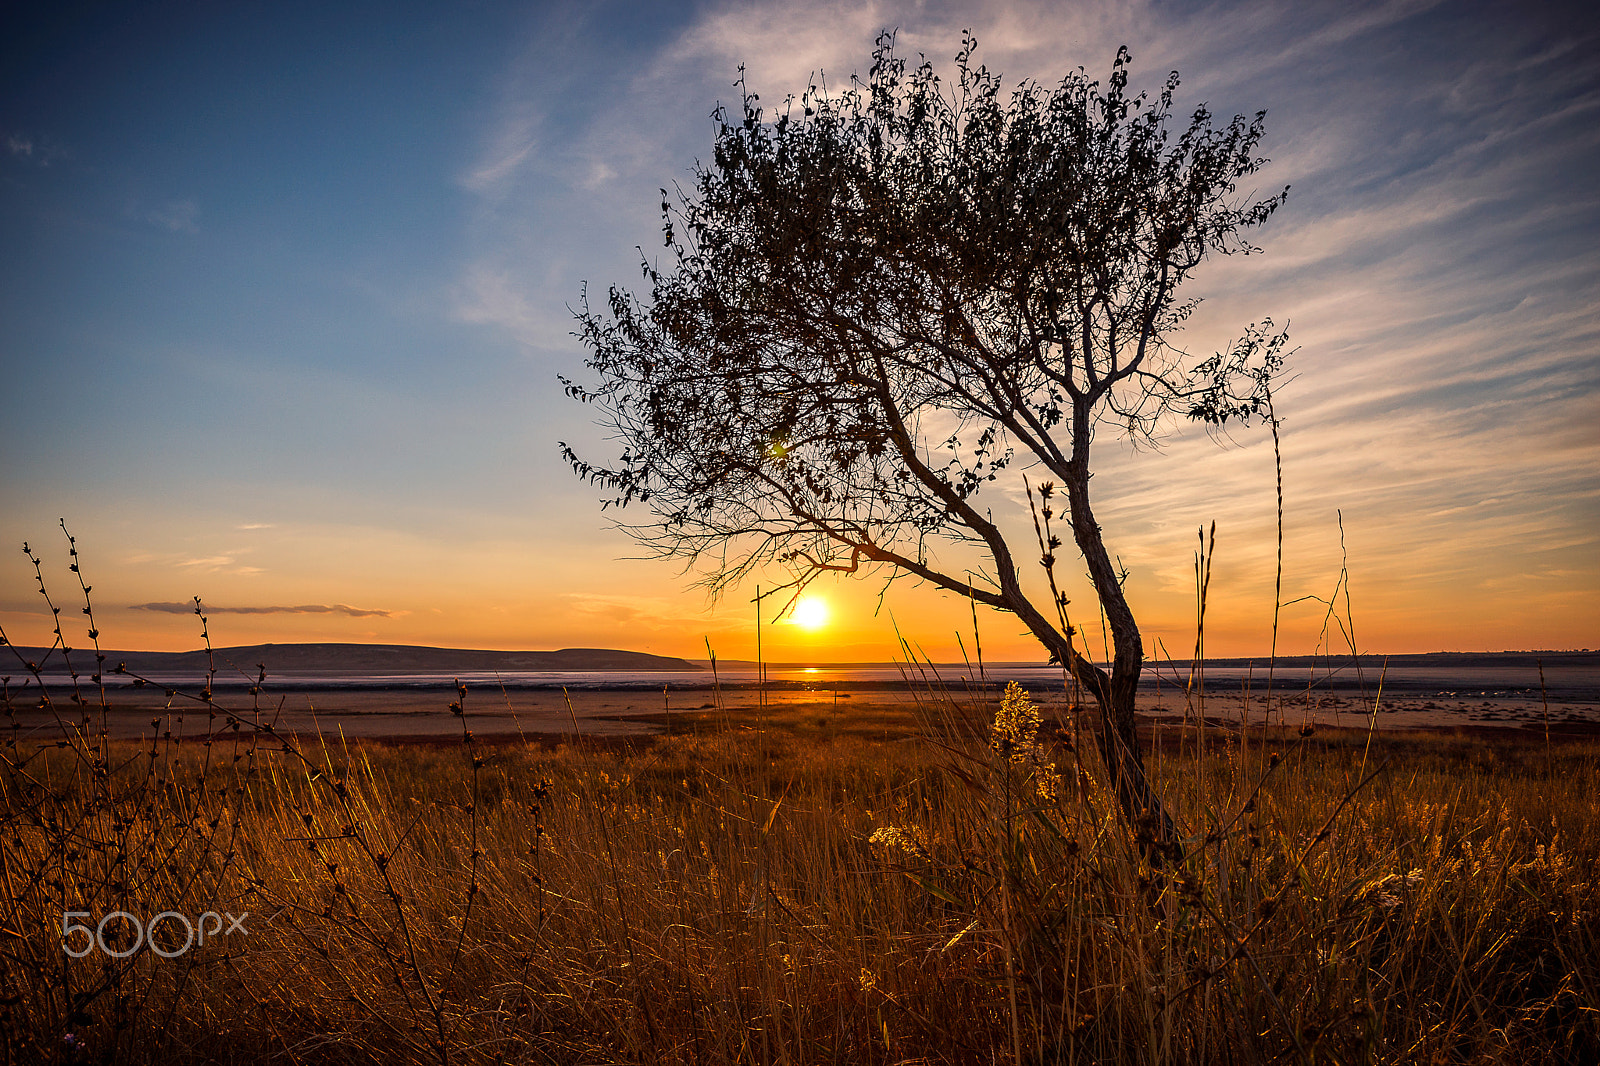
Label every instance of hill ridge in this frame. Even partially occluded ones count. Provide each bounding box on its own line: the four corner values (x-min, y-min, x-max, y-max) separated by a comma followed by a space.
6, 642, 701, 675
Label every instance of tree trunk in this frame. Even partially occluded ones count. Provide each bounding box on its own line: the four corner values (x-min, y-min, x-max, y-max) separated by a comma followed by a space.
1060, 432, 1183, 859
1013, 587, 1182, 862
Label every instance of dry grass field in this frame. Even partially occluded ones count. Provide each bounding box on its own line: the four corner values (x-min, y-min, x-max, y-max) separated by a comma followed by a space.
2, 671, 1596, 1065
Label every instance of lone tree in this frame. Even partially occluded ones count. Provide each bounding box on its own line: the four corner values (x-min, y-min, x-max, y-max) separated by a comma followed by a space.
563, 35, 1288, 839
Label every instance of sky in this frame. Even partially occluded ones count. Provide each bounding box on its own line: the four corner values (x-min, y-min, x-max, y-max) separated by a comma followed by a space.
2, 0, 1597, 663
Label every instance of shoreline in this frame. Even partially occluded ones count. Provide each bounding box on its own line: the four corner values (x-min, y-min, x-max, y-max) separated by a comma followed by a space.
6, 682, 1598, 744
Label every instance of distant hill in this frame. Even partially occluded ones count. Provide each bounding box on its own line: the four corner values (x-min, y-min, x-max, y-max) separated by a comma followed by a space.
4, 643, 702, 677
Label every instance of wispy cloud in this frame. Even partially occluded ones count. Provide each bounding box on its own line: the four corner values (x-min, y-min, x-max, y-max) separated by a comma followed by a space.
122, 550, 263, 576
5, 132, 68, 166
460, 115, 539, 197
142, 199, 199, 233
449, 262, 573, 348
131, 602, 393, 618
667, 0, 896, 98
455, 8, 600, 201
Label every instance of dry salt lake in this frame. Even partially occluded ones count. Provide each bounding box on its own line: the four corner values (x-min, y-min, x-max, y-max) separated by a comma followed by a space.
7, 646, 1597, 744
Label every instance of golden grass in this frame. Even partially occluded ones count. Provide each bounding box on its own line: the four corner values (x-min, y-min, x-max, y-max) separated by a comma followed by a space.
2, 686, 1596, 1065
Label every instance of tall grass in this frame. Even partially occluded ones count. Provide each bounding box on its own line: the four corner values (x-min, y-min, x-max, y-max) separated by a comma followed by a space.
2, 530, 1596, 1064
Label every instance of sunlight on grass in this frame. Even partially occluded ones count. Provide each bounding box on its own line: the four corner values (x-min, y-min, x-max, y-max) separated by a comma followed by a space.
2, 681, 1596, 1063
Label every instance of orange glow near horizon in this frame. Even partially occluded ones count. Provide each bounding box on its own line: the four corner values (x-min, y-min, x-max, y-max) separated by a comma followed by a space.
0, 502, 1594, 662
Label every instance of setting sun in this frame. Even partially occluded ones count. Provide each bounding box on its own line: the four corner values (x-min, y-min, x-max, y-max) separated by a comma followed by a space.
790, 595, 829, 631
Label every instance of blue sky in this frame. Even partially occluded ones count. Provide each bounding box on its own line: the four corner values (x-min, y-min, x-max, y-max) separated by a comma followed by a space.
2, 0, 1597, 659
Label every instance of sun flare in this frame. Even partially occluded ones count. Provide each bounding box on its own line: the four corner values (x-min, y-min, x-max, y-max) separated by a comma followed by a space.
790, 596, 829, 631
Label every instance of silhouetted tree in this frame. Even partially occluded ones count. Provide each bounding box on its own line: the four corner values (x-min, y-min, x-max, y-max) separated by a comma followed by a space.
563, 34, 1289, 842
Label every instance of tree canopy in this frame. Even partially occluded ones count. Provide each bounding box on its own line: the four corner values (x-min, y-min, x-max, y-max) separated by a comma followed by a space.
563, 34, 1289, 836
